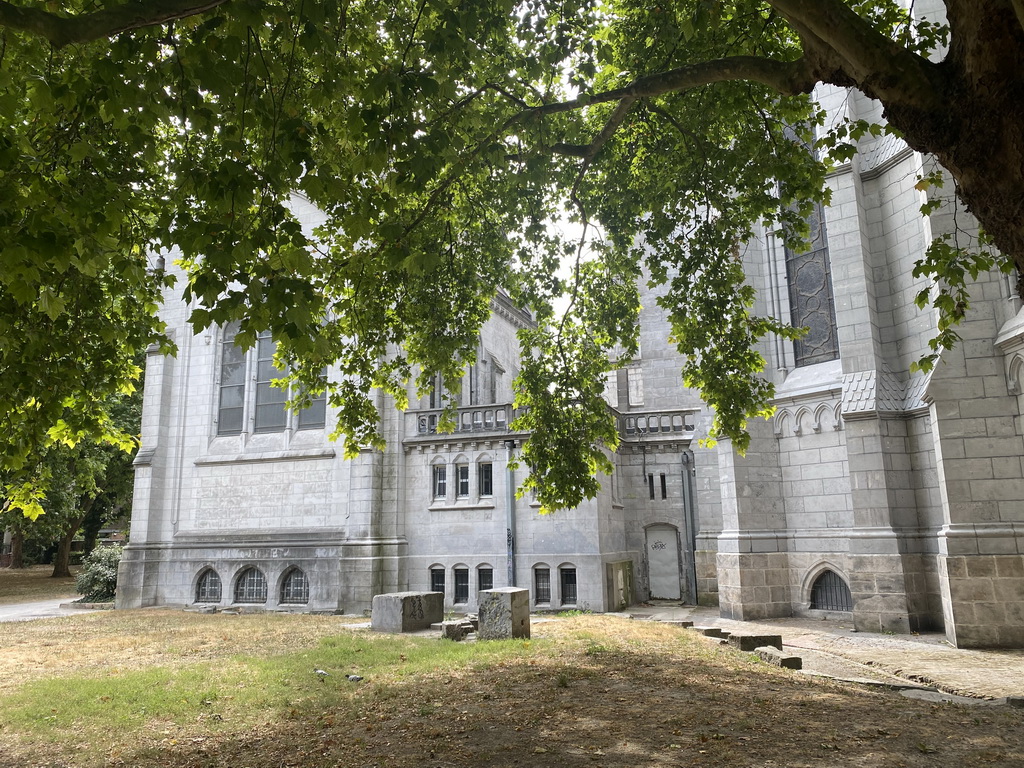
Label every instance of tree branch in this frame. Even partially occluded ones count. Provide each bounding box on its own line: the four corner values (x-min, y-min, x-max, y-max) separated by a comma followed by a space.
402, 57, 813, 251
0, 0, 229, 48
524, 55, 817, 121
765, 0, 945, 109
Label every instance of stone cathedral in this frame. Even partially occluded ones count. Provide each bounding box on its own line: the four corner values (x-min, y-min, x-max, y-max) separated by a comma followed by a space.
117, 81, 1024, 649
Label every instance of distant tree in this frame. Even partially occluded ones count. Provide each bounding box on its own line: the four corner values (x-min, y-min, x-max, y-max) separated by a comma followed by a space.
1, 384, 140, 574
1, 1, 1022, 511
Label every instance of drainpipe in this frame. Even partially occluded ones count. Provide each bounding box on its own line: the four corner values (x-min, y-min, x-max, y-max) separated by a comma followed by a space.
680, 450, 699, 605
505, 439, 517, 587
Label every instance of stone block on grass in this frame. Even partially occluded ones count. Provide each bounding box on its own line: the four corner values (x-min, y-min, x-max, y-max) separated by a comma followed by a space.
755, 646, 802, 670
729, 633, 783, 652
693, 625, 730, 639
478, 588, 530, 640
371, 591, 443, 633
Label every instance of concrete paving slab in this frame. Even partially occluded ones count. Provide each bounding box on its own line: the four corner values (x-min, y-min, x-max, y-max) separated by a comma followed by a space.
0, 598, 81, 623
621, 601, 1024, 700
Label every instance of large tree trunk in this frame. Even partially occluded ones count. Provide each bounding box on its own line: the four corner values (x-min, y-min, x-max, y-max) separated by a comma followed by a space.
906, 1, 1024, 284
8, 531, 25, 569
51, 516, 84, 578
783, 0, 1024, 292
82, 507, 104, 557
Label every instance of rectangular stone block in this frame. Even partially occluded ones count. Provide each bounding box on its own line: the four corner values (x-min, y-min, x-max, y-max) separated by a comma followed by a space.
478, 587, 530, 640
755, 646, 802, 670
730, 633, 783, 652
694, 626, 730, 639
370, 591, 443, 633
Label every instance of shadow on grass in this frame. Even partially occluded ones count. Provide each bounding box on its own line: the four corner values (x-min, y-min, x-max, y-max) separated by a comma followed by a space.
8, 628, 1024, 768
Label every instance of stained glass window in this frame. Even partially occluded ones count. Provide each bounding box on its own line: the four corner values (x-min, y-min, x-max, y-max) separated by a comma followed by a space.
785, 200, 839, 366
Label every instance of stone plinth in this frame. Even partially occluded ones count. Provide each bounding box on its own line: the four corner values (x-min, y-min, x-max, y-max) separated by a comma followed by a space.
478, 588, 530, 640
371, 591, 443, 633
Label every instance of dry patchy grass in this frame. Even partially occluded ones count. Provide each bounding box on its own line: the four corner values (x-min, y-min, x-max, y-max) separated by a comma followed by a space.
2, 611, 1023, 768
0, 565, 78, 605
0, 608, 365, 690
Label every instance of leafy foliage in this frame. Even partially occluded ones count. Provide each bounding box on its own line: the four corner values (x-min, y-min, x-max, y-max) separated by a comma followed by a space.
75, 545, 123, 602
0, 0, 1014, 511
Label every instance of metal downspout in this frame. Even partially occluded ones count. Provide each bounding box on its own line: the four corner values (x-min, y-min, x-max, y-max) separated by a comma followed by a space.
681, 450, 699, 605
505, 439, 517, 587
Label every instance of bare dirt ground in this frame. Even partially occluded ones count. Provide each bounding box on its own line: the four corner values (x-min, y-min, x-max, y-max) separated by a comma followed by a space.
2, 611, 1023, 768
0, 565, 78, 605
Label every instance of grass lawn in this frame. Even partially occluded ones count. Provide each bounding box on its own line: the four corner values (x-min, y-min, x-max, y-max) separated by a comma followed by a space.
1, 610, 1022, 767
0, 564, 78, 605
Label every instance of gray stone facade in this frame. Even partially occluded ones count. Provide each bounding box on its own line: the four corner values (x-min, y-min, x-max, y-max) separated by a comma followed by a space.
119, 83, 1024, 648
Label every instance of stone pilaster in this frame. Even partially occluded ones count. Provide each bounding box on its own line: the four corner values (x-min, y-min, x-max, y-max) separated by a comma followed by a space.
715, 419, 791, 620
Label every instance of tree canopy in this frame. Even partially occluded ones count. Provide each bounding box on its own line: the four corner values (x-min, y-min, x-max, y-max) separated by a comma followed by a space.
2, 0, 1022, 512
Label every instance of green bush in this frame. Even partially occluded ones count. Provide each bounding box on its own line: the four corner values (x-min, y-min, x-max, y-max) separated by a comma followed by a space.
75, 546, 123, 602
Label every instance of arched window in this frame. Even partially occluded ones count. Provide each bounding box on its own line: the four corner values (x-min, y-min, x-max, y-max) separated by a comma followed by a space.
195, 568, 222, 603
810, 570, 853, 611
477, 564, 494, 592
534, 565, 551, 605
234, 567, 268, 603
280, 568, 309, 605
559, 566, 578, 606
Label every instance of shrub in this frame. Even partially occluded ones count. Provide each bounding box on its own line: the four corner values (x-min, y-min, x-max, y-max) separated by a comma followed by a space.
75, 546, 123, 602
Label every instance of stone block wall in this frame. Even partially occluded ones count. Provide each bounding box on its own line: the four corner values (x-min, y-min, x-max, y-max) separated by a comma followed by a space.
940, 554, 1024, 647
717, 552, 791, 620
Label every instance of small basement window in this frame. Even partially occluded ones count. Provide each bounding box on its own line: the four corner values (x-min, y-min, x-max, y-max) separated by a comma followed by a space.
454, 568, 469, 603
430, 567, 446, 594
810, 570, 853, 612
235, 567, 268, 604
534, 567, 551, 604
196, 569, 222, 603
280, 568, 309, 604
560, 567, 577, 606
478, 567, 493, 592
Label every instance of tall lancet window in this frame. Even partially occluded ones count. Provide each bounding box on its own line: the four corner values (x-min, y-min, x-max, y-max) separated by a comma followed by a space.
785, 199, 839, 366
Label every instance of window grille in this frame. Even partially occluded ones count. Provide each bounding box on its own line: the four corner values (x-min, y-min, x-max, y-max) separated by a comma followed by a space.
534, 567, 551, 604
296, 371, 327, 430
254, 330, 288, 432
456, 464, 470, 497
217, 324, 326, 435
430, 567, 445, 594
810, 570, 853, 611
196, 569, 222, 603
217, 323, 246, 435
648, 473, 655, 500
433, 465, 447, 498
234, 567, 268, 603
479, 463, 493, 496
560, 568, 578, 605
478, 567, 493, 592
785, 200, 840, 366
280, 568, 309, 604
454, 568, 469, 603
660, 473, 667, 499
